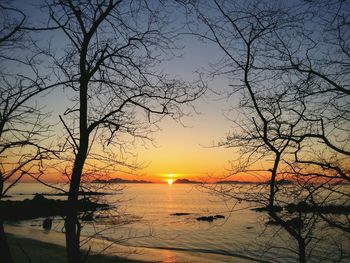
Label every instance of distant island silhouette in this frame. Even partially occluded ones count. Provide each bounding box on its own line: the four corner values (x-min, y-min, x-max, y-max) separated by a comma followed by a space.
174, 178, 201, 184
216, 180, 258, 184
174, 178, 268, 184
91, 178, 294, 184
92, 178, 152, 184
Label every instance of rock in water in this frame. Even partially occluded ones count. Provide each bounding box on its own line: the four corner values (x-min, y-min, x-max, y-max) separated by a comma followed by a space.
196, 216, 215, 222
171, 213, 191, 216
43, 218, 52, 230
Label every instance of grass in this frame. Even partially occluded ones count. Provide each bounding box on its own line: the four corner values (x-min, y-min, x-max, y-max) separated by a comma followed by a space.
7, 234, 146, 263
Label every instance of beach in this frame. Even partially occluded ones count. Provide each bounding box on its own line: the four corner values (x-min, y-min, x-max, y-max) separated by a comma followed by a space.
7, 231, 141, 263
5, 224, 251, 263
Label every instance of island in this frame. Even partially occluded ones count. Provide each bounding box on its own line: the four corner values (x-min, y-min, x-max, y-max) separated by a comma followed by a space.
92, 178, 152, 184
215, 180, 257, 184
173, 178, 201, 184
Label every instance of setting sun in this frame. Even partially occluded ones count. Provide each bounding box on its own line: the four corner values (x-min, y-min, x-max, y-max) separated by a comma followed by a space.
167, 178, 174, 185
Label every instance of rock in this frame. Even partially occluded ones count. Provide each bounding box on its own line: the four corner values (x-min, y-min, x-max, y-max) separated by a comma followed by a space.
81, 213, 93, 222
171, 213, 191, 216
33, 194, 47, 202
0, 196, 110, 221
285, 202, 350, 214
196, 216, 215, 222
43, 218, 52, 230
252, 205, 283, 213
196, 215, 225, 222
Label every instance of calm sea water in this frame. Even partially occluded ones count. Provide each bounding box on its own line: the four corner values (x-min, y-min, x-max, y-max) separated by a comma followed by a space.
5, 183, 350, 262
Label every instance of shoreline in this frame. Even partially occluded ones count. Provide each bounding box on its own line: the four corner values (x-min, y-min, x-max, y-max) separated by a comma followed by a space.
6, 233, 144, 263
5, 224, 254, 262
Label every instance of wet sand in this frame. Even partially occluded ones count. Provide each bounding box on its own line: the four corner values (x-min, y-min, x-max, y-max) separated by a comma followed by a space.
5, 224, 253, 262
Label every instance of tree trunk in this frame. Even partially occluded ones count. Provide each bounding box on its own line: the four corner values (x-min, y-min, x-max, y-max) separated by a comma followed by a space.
65, 210, 81, 263
269, 211, 307, 263
0, 178, 13, 263
65, 147, 88, 263
65, 77, 89, 263
298, 238, 306, 263
0, 221, 13, 263
268, 153, 281, 209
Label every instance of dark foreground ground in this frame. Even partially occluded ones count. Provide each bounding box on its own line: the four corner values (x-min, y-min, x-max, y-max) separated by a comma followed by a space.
7, 233, 146, 263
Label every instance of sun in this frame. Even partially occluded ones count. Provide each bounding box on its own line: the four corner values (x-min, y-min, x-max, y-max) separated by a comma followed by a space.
167, 178, 174, 185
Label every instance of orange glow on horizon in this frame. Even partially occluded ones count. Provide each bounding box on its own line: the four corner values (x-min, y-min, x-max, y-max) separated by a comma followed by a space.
14, 170, 272, 184
10, 163, 273, 184
167, 178, 174, 185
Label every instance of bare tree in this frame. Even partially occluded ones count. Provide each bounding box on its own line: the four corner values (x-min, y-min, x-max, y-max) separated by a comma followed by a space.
0, 3, 58, 263
186, 0, 350, 262
40, 1, 204, 262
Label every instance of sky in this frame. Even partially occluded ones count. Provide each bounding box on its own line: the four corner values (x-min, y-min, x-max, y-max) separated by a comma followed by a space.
42, 35, 240, 183
7, 0, 251, 184
7, 0, 345, 185
127, 35, 235, 183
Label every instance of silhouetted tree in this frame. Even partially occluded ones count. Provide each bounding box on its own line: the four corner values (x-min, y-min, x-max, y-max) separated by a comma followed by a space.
43, 1, 204, 262
0, 3, 57, 263
186, 0, 350, 262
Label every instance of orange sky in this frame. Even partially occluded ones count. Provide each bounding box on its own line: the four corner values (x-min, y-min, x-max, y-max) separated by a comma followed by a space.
20, 98, 262, 184
135, 104, 234, 183
31, 100, 236, 184
11, 33, 268, 185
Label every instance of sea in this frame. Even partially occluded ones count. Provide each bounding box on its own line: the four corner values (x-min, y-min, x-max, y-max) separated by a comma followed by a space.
4, 183, 350, 262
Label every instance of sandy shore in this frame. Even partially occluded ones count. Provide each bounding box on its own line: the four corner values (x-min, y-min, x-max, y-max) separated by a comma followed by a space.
5, 225, 250, 263
6, 233, 142, 263
5, 224, 253, 262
